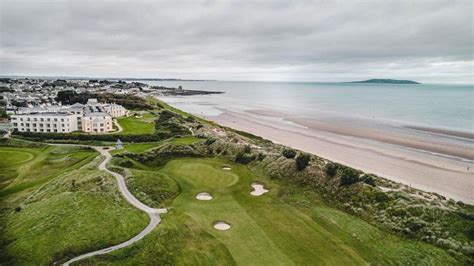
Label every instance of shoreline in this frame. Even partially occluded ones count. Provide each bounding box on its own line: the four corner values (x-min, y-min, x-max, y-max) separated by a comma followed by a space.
206, 109, 474, 204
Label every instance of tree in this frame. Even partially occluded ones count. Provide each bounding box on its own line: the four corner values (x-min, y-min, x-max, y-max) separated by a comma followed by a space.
295, 153, 310, 170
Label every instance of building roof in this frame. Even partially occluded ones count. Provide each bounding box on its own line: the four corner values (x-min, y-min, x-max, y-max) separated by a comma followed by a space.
84, 112, 111, 117
13, 112, 74, 116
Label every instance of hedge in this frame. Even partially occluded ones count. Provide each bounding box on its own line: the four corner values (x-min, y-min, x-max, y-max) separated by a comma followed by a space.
12, 131, 172, 143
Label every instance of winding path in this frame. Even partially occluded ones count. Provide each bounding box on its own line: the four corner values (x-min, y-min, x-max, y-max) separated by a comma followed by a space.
63, 146, 166, 265
113, 119, 123, 133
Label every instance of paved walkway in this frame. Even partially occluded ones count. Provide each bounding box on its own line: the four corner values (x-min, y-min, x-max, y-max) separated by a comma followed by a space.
63, 146, 166, 265
113, 119, 123, 133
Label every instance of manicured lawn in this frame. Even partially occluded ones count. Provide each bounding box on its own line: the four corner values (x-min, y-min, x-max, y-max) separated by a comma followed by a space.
88, 157, 456, 265
0, 144, 149, 265
116, 113, 156, 135
0, 149, 34, 168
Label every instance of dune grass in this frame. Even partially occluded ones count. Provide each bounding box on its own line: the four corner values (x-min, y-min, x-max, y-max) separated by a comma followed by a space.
110, 142, 163, 155
0, 145, 149, 265
87, 157, 456, 265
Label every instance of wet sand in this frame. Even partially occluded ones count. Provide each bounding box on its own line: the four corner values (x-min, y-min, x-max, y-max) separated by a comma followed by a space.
209, 109, 474, 204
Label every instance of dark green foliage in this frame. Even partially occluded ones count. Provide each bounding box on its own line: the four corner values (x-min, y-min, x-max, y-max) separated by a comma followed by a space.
235, 152, 256, 164
155, 110, 190, 136
295, 153, 310, 171
56, 90, 154, 110
282, 148, 296, 159
243, 145, 252, 154
256, 153, 266, 161
361, 174, 376, 186
325, 163, 338, 177
205, 138, 216, 145
13, 131, 169, 143
340, 168, 360, 186
0, 86, 14, 93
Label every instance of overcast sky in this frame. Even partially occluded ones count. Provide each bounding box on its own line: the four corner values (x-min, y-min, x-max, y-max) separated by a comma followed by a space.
0, 1, 472, 83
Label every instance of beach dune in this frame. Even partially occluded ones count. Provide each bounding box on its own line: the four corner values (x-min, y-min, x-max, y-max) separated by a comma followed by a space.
210, 109, 474, 204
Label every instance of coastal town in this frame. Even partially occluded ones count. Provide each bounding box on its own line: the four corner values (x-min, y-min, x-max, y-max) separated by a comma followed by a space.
0, 77, 222, 135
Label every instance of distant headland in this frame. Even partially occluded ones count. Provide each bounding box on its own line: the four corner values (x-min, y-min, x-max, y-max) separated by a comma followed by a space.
348, 79, 420, 84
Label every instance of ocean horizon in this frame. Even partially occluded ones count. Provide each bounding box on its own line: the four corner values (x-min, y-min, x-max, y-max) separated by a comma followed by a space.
145, 80, 474, 134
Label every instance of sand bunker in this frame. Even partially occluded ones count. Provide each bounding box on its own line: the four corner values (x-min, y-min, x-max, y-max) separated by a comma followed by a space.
250, 183, 269, 196
196, 192, 213, 200
222, 166, 232, 171
213, 221, 231, 231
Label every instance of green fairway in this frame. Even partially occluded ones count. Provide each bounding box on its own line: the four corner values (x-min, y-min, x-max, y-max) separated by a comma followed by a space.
87, 157, 455, 265
0, 144, 148, 265
0, 149, 34, 168
116, 112, 156, 135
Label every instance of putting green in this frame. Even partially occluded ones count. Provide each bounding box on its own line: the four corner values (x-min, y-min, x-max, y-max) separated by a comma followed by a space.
162, 159, 239, 189
0, 149, 34, 167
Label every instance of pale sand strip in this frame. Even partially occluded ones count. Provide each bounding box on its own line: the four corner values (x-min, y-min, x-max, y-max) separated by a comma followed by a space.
209, 110, 474, 204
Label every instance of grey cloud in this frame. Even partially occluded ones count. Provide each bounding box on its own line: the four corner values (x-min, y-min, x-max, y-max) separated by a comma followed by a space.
0, 0, 472, 83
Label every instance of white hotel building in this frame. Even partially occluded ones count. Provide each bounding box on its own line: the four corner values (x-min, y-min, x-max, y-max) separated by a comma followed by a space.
11, 112, 78, 133
11, 99, 128, 134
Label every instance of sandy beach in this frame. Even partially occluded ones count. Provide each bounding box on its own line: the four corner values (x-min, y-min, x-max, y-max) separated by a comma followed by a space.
209, 109, 474, 204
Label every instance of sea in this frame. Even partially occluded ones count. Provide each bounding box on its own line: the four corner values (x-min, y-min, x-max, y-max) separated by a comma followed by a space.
144, 80, 473, 134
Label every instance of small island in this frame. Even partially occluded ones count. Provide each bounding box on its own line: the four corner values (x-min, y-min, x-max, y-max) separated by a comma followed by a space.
348, 79, 420, 84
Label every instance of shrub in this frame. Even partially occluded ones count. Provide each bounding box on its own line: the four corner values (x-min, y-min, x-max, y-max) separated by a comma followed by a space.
13, 131, 169, 143
295, 153, 311, 170
243, 145, 252, 153
340, 168, 360, 186
235, 152, 256, 164
325, 163, 338, 177
361, 174, 376, 186
205, 138, 216, 145
282, 148, 296, 159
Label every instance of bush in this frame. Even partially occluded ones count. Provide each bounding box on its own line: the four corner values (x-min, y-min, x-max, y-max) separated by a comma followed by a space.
325, 163, 338, 177
282, 148, 296, 159
295, 153, 311, 170
361, 174, 376, 186
243, 145, 252, 153
340, 168, 360, 186
205, 138, 216, 145
235, 152, 256, 164
13, 131, 169, 143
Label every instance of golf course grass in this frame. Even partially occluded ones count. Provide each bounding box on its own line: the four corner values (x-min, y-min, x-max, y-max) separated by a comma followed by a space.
0, 144, 149, 265
83, 157, 455, 265
116, 112, 156, 135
